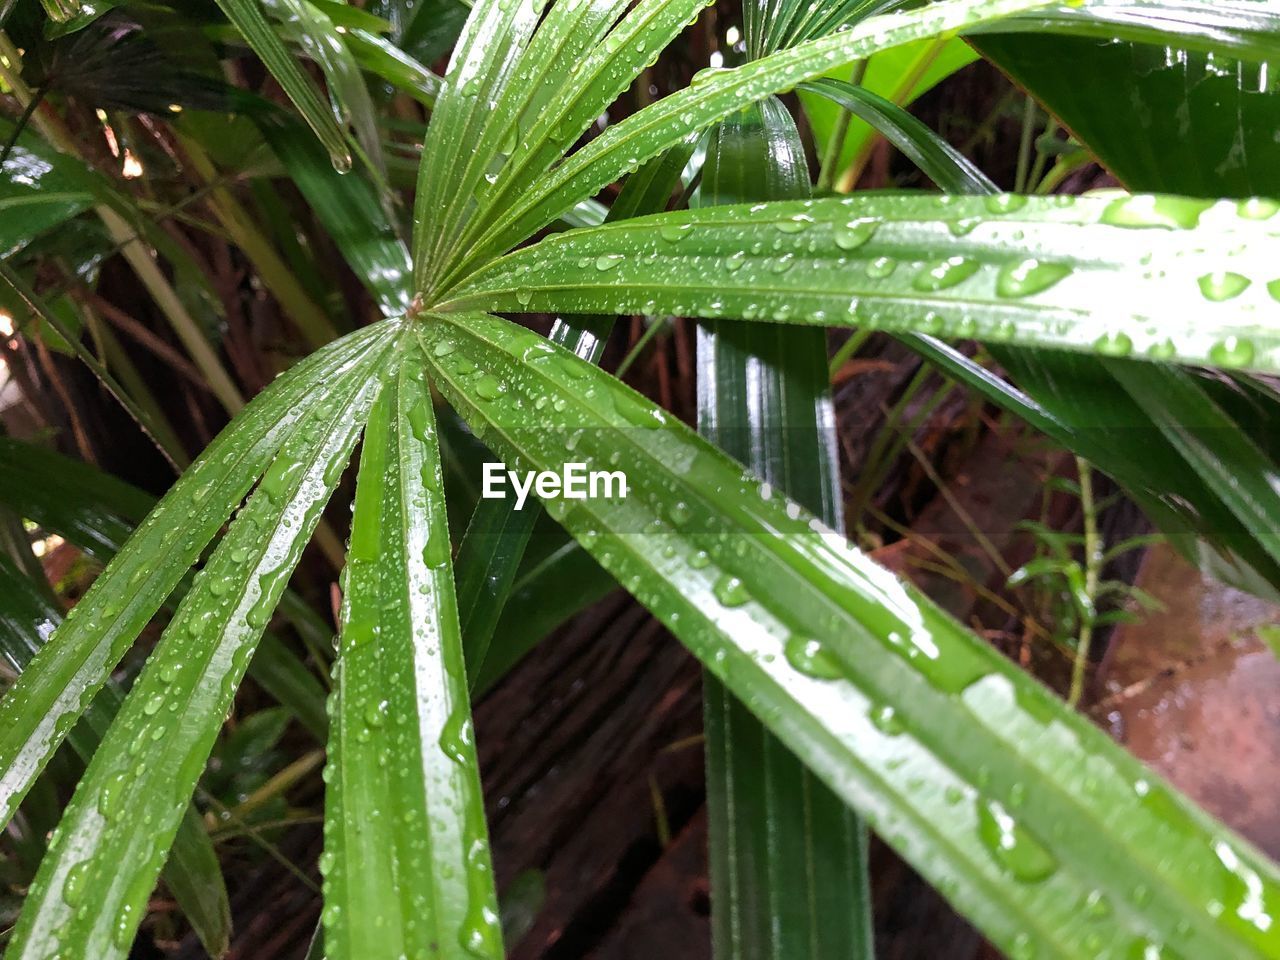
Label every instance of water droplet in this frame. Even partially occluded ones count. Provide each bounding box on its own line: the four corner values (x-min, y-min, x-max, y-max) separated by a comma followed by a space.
63, 860, 91, 906
1197, 271, 1251, 302
1083, 889, 1112, 919
1101, 195, 1211, 230
1093, 331, 1133, 357
1212, 838, 1277, 935
713, 574, 749, 607
866, 256, 897, 279
434, 340, 456, 357
474, 375, 503, 401
690, 66, 729, 86
913, 256, 980, 292
329, 151, 353, 175
1009, 932, 1035, 960
996, 259, 1071, 299
612, 389, 663, 429
833, 218, 878, 250
98, 770, 129, 819
459, 902, 502, 957
1238, 198, 1279, 220
438, 707, 474, 764
1208, 336, 1256, 368
595, 254, 622, 272
984, 194, 1027, 215
869, 704, 903, 735
776, 214, 813, 234
1126, 938, 1184, 960
115, 901, 137, 948
976, 799, 1058, 882
422, 527, 450, 568
783, 635, 844, 679
659, 223, 693, 243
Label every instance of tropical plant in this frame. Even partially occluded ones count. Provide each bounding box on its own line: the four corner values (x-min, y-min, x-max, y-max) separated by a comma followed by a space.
1, 0, 1280, 957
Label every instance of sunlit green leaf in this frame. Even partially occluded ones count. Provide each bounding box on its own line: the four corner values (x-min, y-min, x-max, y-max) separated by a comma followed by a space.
800, 37, 978, 189
443, 0, 1089, 275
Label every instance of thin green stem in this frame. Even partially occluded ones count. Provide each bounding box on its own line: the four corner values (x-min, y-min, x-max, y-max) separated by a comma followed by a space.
615, 315, 670, 377
1013, 94, 1037, 194
199, 790, 321, 893
1069, 455, 1101, 709
816, 59, 867, 191
1026, 116, 1059, 193
828, 329, 872, 378
1035, 149, 1091, 195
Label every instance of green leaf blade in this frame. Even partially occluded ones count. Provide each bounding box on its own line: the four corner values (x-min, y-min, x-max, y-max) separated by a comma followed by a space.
449, 0, 1064, 268
799, 37, 979, 189
411, 0, 542, 290
443, 193, 1280, 375
212, 0, 352, 169
698, 95, 872, 960
420, 309, 1280, 960
0, 556, 233, 960
437, 0, 713, 290
6, 324, 397, 959
0, 131, 96, 257
800, 77, 996, 194
0, 321, 394, 834
323, 342, 501, 959
970, 0, 1280, 63
0, 436, 332, 741
451, 138, 694, 684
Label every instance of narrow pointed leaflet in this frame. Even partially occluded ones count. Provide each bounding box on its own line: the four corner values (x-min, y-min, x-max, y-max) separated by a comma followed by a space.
697, 95, 872, 960
322, 341, 501, 959
419, 309, 1280, 960
441, 193, 1280, 375
6, 323, 396, 960
0, 322, 395, 834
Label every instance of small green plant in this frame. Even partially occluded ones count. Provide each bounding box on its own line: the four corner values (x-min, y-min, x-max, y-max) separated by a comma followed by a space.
2, 0, 1280, 957
1009, 458, 1164, 707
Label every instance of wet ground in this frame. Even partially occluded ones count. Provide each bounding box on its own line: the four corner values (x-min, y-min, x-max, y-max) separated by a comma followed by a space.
1097, 543, 1280, 859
